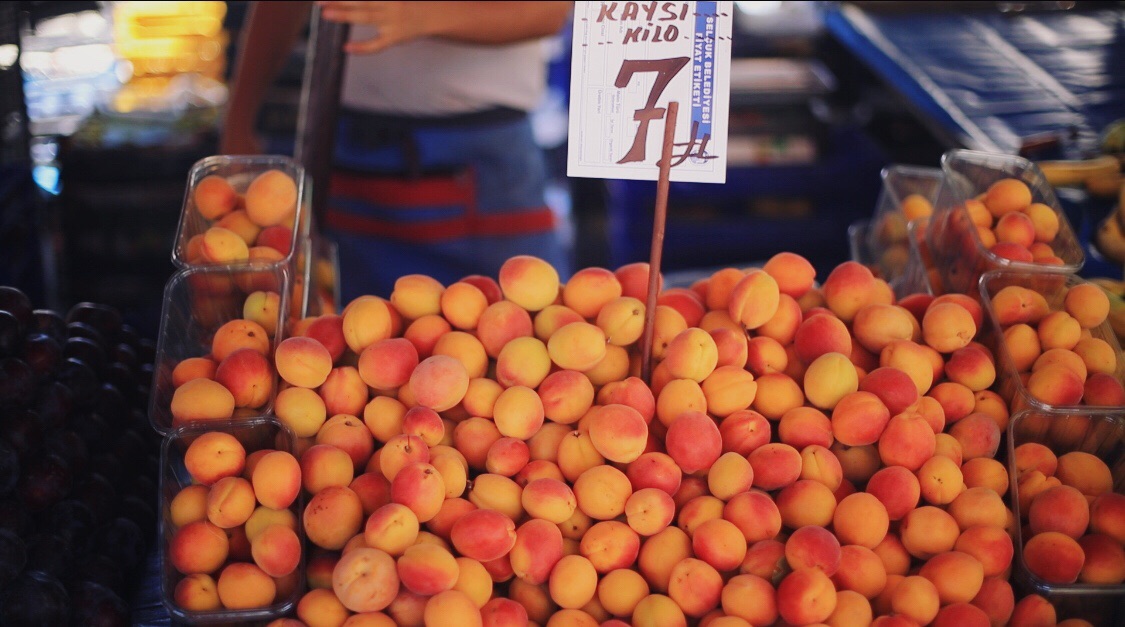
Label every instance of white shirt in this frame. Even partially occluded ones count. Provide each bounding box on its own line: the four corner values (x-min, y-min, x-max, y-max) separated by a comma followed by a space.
340, 26, 551, 116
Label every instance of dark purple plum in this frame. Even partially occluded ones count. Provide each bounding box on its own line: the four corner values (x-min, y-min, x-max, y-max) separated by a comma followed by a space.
31, 309, 66, 343
88, 518, 144, 575
67, 581, 129, 627
22, 333, 62, 379
0, 570, 70, 627
68, 554, 124, 597
74, 475, 117, 525
0, 286, 32, 327
64, 321, 105, 347
35, 382, 73, 429
103, 362, 134, 399
18, 453, 72, 511
0, 408, 44, 461
43, 500, 94, 547
55, 358, 98, 405
0, 310, 22, 357
0, 528, 26, 586
109, 343, 136, 371
66, 303, 122, 340
118, 495, 155, 541
22, 533, 72, 579
63, 337, 106, 377
0, 358, 34, 408
0, 439, 18, 495
0, 497, 33, 536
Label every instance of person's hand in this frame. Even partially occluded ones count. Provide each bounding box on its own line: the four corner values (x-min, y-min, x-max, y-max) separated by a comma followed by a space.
318, 1, 428, 54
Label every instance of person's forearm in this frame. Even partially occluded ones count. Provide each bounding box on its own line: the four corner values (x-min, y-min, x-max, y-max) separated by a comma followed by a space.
420, 2, 571, 45
223, 1, 313, 134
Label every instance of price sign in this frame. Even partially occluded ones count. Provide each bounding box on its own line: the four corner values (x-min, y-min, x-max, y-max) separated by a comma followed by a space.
567, 1, 734, 184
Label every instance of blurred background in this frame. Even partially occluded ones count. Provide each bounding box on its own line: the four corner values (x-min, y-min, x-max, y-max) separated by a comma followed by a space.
1, 1, 1122, 340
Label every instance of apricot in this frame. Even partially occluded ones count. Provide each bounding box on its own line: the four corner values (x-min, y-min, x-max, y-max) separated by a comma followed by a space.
499, 255, 559, 312
750, 372, 805, 420
509, 518, 565, 585
891, 575, 940, 626
595, 297, 645, 347
174, 572, 221, 612
424, 589, 482, 627
949, 412, 1001, 461
1064, 283, 1110, 329
666, 557, 723, 617
823, 261, 886, 323
548, 554, 598, 610
785, 525, 842, 575
949, 487, 1009, 530
171, 378, 236, 426
206, 475, 256, 528
632, 594, 687, 627
1077, 534, 1125, 584
879, 340, 934, 394
747, 443, 802, 491
834, 492, 889, 549
244, 169, 297, 227
917, 455, 963, 506
878, 411, 936, 471
597, 568, 649, 617
200, 226, 250, 263
573, 465, 632, 520
587, 404, 648, 464
777, 568, 837, 625
803, 352, 859, 410
1024, 531, 1085, 584
193, 174, 238, 220
777, 480, 837, 529
1029, 485, 1090, 538
726, 270, 781, 331
480, 597, 529, 626
184, 431, 246, 486
794, 313, 852, 365
1090, 492, 1125, 544
900, 506, 959, 560
764, 251, 816, 298
169, 520, 229, 575
1056, 451, 1113, 498
217, 562, 276, 610
665, 411, 722, 474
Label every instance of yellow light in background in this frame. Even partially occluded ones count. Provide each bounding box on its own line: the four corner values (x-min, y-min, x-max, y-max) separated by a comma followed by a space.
112, 1, 228, 81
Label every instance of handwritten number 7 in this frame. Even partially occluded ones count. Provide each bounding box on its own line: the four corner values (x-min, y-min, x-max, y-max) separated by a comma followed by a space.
614, 57, 690, 164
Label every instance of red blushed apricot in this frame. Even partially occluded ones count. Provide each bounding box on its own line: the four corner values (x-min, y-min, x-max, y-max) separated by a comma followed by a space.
853, 304, 916, 354
891, 576, 940, 626
169, 520, 229, 575
706, 452, 753, 501
877, 411, 936, 472
193, 174, 238, 220
972, 577, 1015, 626
764, 251, 816, 298
832, 545, 887, 600
508, 518, 564, 585
664, 411, 722, 474
251, 524, 301, 578
719, 409, 771, 457
834, 493, 889, 549
723, 490, 782, 544
776, 479, 837, 528
995, 211, 1036, 248
358, 338, 419, 392
949, 413, 1001, 461
794, 313, 852, 365
879, 340, 934, 395
945, 346, 996, 392
1084, 372, 1125, 406
955, 526, 1014, 578
666, 557, 723, 617
1090, 492, 1125, 544
990, 285, 1050, 326
658, 288, 706, 328
830, 391, 890, 447
777, 568, 837, 625
1024, 202, 1060, 242
747, 443, 802, 491
1077, 534, 1125, 584
274, 336, 332, 389
451, 508, 517, 562
1009, 594, 1058, 627
756, 294, 803, 346
745, 336, 788, 378
776, 406, 831, 450
708, 327, 748, 370
614, 262, 661, 303
1017, 439, 1057, 475
692, 518, 746, 572
537, 370, 595, 426
480, 597, 528, 626
823, 261, 885, 323
627, 452, 683, 497
800, 444, 843, 493
740, 539, 785, 581
587, 404, 648, 464
858, 367, 918, 416
476, 301, 533, 358
785, 525, 842, 575
304, 485, 365, 551
1029, 485, 1089, 539
727, 270, 780, 330
331, 548, 400, 614
927, 382, 975, 424
1024, 531, 1086, 584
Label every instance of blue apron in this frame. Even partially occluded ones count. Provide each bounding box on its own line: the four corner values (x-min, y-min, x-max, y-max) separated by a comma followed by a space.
325, 108, 570, 302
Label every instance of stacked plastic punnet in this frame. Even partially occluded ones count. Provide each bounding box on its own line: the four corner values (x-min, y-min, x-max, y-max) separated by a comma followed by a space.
855, 149, 1124, 624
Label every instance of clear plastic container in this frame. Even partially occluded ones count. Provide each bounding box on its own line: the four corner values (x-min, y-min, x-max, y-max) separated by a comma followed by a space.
171, 155, 309, 271
149, 263, 290, 436
849, 218, 933, 299
864, 165, 943, 273
927, 150, 1084, 296
1007, 409, 1125, 624
309, 236, 341, 317
159, 417, 304, 623
979, 270, 1125, 416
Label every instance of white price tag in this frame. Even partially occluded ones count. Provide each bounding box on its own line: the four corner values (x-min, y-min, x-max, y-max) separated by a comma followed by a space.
567, 1, 734, 184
